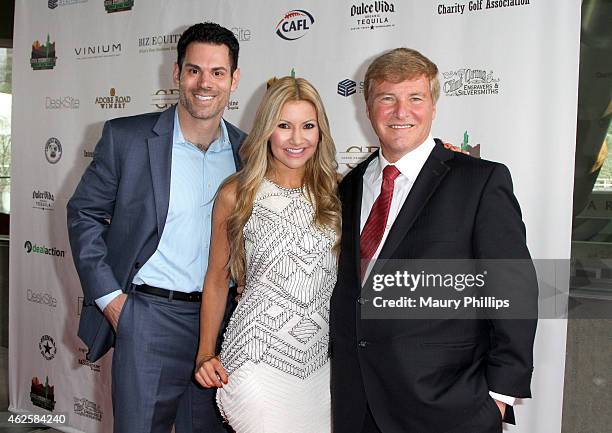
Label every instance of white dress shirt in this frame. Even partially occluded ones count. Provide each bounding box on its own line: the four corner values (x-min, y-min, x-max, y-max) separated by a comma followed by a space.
359, 135, 515, 407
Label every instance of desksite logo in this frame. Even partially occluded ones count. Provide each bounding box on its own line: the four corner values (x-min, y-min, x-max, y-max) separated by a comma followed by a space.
30, 35, 57, 70
24, 240, 66, 258
39, 335, 57, 361
104, 0, 133, 13
45, 95, 80, 110
48, 0, 88, 9
442, 68, 500, 97
30, 376, 56, 411
95, 88, 132, 109
276, 10, 315, 40
349, 1, 397, 31
32, 190, 55, 211
44, 137, 62, 164
27, 289, 58, 308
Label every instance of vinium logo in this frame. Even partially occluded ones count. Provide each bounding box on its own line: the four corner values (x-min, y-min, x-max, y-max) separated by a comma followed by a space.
45, 137, 62, 164
338, 79, 357, 97
104, 0, 133, 13
30, 35, 57, 70
39, 335, 57, 360
24, 240, 66, 258
31, 376, 56, 411
276, 10, 315, 40
75, 43, 121, 60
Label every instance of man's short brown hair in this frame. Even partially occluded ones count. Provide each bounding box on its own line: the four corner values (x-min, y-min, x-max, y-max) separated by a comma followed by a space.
364, 48, 440, 104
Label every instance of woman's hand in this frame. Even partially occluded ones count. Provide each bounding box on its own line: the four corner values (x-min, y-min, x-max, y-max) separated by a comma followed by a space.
195, 355, 229, 388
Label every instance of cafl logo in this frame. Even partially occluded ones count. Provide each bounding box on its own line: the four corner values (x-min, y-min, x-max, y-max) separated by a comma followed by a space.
276, 10, 315, 40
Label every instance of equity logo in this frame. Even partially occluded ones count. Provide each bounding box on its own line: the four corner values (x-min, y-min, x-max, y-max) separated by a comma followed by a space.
227, 99, 239, 111
30, 376, 55, 411
83, 150, 94, 158
39, 335, 57, 360
95, 88, 132, 109
30, 35, 57, 70
138, 33, 181, 54
151, 88, 178, 110
442, 68, 500, 97
33, 190, 55, 211
350, 1, 396, 31
338, 79, 357, 97
74, 397, 103, 421
75, 42, 121, 60
44, 138, 62, 164
104, 0, 133, 13
24, 240, 66, 258
276, 10, 315, 40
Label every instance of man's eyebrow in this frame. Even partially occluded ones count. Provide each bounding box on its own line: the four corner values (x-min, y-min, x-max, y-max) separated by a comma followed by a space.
183, 63, 201, 71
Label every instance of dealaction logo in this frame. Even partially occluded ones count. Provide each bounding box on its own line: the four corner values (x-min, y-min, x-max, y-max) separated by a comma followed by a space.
276, 10, 315, 40
24, 240, 66, 258
104, 0, 133, 13
30, 35, 57, 70
442, 68, 500, 97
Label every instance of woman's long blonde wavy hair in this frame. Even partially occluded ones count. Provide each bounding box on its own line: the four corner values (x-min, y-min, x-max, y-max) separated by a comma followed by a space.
225, 76, 341, 284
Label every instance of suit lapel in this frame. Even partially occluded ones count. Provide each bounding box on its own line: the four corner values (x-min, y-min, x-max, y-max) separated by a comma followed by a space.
224, 120, 245, 171
377, 140, 453, 260
147, 106, 175, 238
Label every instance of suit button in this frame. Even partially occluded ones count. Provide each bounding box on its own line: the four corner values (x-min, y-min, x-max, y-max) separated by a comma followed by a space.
358, 340, 368, 348
134, 261, 141, 269
357, 297, 365, 305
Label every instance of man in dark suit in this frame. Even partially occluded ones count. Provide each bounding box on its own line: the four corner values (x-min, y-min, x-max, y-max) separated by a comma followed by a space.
330, 48, 538, 433
67, 23, 246, 433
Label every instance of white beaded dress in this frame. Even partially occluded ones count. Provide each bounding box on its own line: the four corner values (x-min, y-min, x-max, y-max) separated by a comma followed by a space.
216, 178, 337, 433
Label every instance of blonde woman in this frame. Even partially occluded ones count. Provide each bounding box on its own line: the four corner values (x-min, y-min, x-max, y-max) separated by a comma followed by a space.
195, 77, 341, 433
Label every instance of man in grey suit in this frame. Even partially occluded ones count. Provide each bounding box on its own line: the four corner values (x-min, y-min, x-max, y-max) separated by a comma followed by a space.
67, 22, 245, 433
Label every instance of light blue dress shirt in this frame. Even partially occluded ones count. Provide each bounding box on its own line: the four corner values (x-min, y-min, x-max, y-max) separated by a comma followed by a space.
96, 111, 236, 310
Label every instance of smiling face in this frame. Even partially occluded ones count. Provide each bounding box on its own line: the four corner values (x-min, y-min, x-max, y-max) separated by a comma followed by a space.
268, 100, 319, 178
173, 42, 239, 124
366, 74, 436, 162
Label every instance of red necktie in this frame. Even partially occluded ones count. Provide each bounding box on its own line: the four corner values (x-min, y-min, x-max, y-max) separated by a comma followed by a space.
360, 165, 401, 279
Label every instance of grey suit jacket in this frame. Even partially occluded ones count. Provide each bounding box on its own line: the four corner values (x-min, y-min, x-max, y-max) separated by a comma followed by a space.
67, 106, 246, 362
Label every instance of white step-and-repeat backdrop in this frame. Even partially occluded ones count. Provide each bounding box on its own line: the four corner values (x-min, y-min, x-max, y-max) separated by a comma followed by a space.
9, 1, 579, 432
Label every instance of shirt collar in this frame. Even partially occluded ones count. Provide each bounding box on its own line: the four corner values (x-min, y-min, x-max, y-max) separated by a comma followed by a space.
172, 109, 231, 153
375, 135, 436, 182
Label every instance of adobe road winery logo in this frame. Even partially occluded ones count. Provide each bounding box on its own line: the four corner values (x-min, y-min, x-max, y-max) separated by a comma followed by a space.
45, 137, 62, 164
276, 10, 315, 40
95, 88, 132, 109
350, 1, 396, 31
30, 376, 55, 411
30, 35, 57, 70
24, 240, 66, 258
104, 0, 133, 13
442, 68, 500, 96
39, 335, 57, 360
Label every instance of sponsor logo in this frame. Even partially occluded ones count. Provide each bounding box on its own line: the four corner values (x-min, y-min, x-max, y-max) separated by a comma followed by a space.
445, 131, 481, 158
267, 68, 297, 89
104, 0, 133, 13
75, 43, 122, 60
48, 0, 88, 9
30, 35, 57, 70
95, 88, 132, 109
27, 289, 58, 308
39, 335, 57, 360
45, 137, 62, 164
77, 348, 101, 372
45, 96, 80, 109
337, 145, 379, 170
276, 10, 315, 40
350, 1, 396, 31
74, 397, 103, 421
77, 296, 84, 316
30, 376, 56, 411
151, 88, 179, 110
24, 240, 66, 258
33, 190, 55, 211
232, 27, 252, 42
338, 79, 357, 97
442, 68, 500, 97
138, 33, 181, 54
84, 150, 94, 158
227, 99, 239, 111
438, 0, 531, 15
